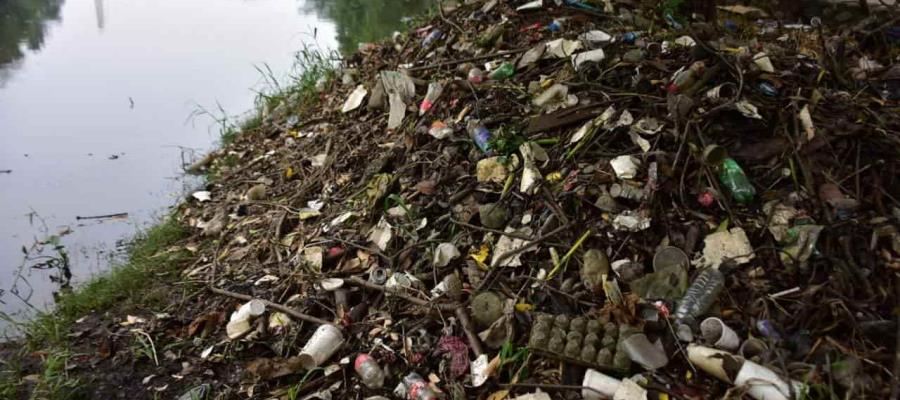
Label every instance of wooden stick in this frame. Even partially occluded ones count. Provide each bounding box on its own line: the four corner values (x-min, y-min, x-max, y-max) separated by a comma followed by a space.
406, 48, 529, 72
455, 307, 484, 356
345, 276, 455, 311
208, 286, 332, 326
75, 212, 128, 220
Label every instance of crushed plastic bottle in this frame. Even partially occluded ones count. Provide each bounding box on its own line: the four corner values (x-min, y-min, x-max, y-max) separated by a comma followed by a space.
354, 353, 386, 388
467, 120, 491, 152
673, 268, 725, 324
757, 81, 778, 97
402, 372, 438, 400
488, 62, 515, 80
422, 29, 442, 47
419, 82, 443, 116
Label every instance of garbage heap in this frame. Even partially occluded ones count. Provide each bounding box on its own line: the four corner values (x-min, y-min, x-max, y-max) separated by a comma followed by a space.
182, 1, 900, 399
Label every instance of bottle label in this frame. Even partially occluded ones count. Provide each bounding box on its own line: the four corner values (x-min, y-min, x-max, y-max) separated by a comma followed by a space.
408, 381, 426, 399
354, 354, 371, 370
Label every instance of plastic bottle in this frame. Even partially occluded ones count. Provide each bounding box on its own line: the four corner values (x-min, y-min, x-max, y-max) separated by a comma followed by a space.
466, 120, 491, 152
419, 82, 443, 116
717, 158, 756, 204
673, 268, 725, 323
619, 31, 639, 44
467, 68, 486, 84
354, 353, 385, 388
488, 62, 515, 80
667, 61, 704, 93
547, 18, 565, 32
704, 145, 755, 204
422, 29, 442, 47
402, 372, 438, 400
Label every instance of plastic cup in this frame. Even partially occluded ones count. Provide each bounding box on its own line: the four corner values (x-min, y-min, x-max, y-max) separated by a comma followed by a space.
298, 324, 344, 369
582, 368, 621, 400
701, 317, 740, 351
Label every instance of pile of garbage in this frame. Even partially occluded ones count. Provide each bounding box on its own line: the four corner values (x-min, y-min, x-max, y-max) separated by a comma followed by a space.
174, 1, 900, 399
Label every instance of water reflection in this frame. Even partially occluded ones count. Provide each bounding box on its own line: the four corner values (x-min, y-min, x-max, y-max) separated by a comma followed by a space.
304, 0, 432, 54
0, 0, 64, 74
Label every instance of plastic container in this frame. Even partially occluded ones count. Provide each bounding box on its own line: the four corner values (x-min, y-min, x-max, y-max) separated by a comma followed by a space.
402, 372, 438, 400
466, 120, 491, 152
674, 268, 725, 324
354, 353, 385, 388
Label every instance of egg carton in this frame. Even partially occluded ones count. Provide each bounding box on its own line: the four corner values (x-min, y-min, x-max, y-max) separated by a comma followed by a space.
527, 313, 640, 373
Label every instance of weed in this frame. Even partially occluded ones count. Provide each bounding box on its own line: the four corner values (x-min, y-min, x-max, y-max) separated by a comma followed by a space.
0, 354, 22, 399
31, 349, 83, 400
660, 0, 685, 22
255, 44, 339, 117
130, 329, 159, 366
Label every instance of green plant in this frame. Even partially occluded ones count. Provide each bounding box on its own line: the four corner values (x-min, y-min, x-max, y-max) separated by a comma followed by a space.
660, 0, 685, 22
498, 340, 529, 381
31, 349, 83, 400
130, 330, 159, 366
0, 354, 23, 399
487, 128, 525, 157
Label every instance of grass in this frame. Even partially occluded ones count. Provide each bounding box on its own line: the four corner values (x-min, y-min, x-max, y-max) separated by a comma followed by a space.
200, 45, 337, 182
0, 217, 189, 399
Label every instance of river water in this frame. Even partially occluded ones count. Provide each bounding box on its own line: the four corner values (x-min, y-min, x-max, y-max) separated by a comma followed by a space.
0, 0, 431, 334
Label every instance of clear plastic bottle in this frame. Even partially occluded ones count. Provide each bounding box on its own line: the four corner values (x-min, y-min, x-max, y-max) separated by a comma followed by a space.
354, 353, 385, 389
402, 372, 438, 400
674, 268, 725, 323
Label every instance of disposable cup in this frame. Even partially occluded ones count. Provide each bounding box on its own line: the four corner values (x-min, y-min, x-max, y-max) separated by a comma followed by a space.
298, 324, 344, 369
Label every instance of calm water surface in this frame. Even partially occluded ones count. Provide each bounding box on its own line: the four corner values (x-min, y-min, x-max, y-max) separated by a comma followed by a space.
0, 0, 431, 333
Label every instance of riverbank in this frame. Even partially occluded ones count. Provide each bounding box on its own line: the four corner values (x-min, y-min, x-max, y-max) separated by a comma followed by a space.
4, 1, 900, 399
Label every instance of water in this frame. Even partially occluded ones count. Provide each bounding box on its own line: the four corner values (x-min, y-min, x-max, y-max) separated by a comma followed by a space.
0, 0, 432, 333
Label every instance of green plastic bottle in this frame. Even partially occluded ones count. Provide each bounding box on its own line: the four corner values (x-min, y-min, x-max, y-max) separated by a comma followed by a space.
488, 62, 515, 80
718, 158, 755, 204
